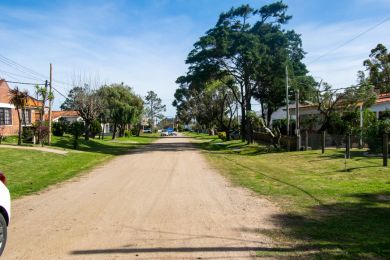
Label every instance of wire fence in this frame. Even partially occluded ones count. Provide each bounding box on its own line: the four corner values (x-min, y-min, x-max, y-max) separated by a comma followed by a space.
253, 131, 389, 166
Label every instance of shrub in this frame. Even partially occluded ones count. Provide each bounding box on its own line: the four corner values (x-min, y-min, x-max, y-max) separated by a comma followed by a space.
365, 119, 390, 153
124, 130, 131, 137
68, 122, 85, 149
218, 131, 227, 141
36, 126, 50, 146
272, 119, 296, 136
52, 122, 66, 136
90, 120, 102, 138
22, 126, 36, 143
131, 127, 139, 136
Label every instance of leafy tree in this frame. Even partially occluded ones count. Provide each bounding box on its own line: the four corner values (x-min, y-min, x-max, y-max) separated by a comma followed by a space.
316, 82, 377, 132
363, 43, 390, 93
61, 84, 103, 141
144, 91, 166, 130
9, 87, 29, 145
184, 1, 305, 142
98, 84, 143, 139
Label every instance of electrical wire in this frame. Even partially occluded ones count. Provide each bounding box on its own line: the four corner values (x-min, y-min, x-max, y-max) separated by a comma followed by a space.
4, 80, 45, 86
0, 54, 47, 81
308, 16, 390, 64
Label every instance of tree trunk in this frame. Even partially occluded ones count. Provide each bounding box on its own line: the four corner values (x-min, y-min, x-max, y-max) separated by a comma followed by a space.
240, 105, 246, 142
266, 106, 274, 127
245, 95, 252, 144
112, 122, 117, 140
84, 121, 90, 141
17, 109, 22, 145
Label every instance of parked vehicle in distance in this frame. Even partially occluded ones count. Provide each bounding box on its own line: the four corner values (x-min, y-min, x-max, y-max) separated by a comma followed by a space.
0, 171, 10, 256
161, 130, 169, 136
143, 128, 152, 133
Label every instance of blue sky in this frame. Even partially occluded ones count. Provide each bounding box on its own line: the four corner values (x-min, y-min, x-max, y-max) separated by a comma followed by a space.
0, 0, 389, 116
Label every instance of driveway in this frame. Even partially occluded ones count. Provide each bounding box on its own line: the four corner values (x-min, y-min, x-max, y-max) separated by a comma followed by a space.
3, 135, 280, 259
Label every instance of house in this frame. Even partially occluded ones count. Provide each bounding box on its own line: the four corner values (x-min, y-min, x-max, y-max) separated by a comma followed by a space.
46, 110, 83, 123
46, 110, 115, 136
283, 93, 390, 132
0, 79, 42, 136
372, 93, 390, 119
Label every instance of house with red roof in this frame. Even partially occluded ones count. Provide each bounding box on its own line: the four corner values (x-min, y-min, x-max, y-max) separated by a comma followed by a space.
45, 110, 82, 123
372, 93, 390, 119
0, 79, 43, 136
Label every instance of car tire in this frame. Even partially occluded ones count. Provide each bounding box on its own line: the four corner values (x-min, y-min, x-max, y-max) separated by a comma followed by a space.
0, 213, 7, 256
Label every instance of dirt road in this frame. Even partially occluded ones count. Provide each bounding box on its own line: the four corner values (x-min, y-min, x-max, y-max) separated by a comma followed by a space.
4, 136, 281, 259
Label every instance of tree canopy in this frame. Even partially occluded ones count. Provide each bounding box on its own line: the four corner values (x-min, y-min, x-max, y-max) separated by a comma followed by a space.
175, 1, 311, 142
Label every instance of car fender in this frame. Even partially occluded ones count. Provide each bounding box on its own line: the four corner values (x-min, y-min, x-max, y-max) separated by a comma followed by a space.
0, 182, 10, 224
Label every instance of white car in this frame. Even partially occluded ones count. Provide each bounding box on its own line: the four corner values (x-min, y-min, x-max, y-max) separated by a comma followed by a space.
0, 172, 10, 256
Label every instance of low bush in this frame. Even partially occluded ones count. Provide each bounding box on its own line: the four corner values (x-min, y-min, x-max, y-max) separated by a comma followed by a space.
68, 121, 85, 149
124, 130, 131, 137
52, 122, 66, 136
22, 126, 36, 143
217, 131, 227, 141
365, 119, 390, 153
90, 120, 102, 138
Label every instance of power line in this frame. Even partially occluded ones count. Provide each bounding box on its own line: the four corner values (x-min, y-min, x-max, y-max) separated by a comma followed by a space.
0, 68, 45, 82
308, 16, 390, 64
51, 85, 68, 99
0, 53, 70, 99
0, 54, 47, 81
4, 80, 45, 86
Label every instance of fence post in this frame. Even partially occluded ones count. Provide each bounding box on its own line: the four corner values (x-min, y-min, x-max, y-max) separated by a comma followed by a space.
346, 134, 351, 159
384, 133, 388, 167
305, 130, 308, 151
321, 131, 325, 154
296, 132, 301, 151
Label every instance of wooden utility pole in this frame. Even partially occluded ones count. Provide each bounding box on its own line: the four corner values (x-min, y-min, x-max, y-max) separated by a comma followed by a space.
384, 133, 388, 167
295, 89, 301, 151
48, 63, 53, 145
285, 65, 290, 136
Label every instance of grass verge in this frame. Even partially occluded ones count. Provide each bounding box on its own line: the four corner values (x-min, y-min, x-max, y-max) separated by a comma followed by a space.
185, 132, 390, 259
0, 134, 159, 199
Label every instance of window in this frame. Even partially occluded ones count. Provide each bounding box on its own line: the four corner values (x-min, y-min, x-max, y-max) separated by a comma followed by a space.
0, 108, 12, 125
22, 109, 31, 125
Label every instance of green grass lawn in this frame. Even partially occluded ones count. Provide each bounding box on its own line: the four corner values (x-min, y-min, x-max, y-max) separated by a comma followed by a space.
0, 134, 159, 199
185, 132, 390, 259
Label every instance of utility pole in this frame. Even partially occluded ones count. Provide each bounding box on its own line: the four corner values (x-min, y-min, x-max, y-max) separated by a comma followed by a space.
295, 89, 300, 151
48, 63, 53, 145
359, 104, 363, 148
285, 66, 289, 136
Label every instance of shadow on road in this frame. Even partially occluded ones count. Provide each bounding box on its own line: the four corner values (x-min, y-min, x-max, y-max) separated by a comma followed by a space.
70, 245, 316, 255
129, 141, 198, 154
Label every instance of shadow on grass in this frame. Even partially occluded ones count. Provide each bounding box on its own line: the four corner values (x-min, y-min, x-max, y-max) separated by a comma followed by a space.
313, 150, 369, 160
194, 139, 284, 157
268, 191, 390, 258
52, 137, 150, 155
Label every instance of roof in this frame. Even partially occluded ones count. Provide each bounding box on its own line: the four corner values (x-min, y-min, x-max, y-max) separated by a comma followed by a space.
377, 93, 390, 104
0, 79, 43, 107
290, 92, 390, 111
46, 110, 80, 121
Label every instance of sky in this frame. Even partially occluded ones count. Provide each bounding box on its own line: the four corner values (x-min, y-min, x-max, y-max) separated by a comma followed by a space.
0, 0, 389, 117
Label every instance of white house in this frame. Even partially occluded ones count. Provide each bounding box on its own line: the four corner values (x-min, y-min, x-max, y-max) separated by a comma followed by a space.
371, 93, 390, 118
